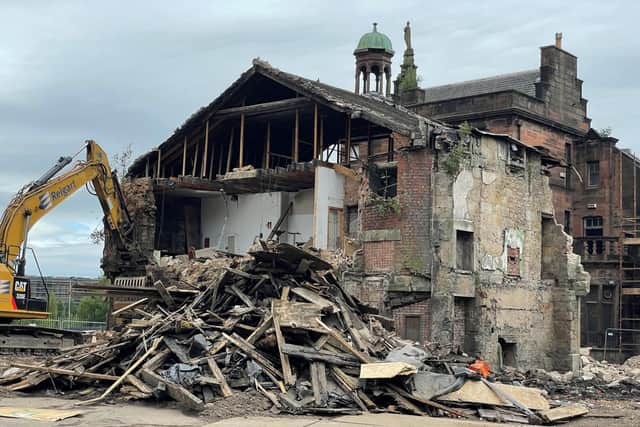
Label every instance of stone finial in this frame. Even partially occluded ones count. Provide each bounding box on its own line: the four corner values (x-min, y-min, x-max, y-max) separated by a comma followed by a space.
555, 32, 563, 49
373, 22, 378, 32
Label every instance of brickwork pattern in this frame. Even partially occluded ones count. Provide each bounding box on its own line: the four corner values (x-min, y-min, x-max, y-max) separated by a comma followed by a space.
364, 241, 395, 272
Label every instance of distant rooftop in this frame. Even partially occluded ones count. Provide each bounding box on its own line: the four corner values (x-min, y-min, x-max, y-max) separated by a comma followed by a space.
422, 69, 540, 103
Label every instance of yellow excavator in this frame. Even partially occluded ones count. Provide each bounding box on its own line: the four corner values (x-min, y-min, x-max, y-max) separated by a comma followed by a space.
0, 140, 133, 330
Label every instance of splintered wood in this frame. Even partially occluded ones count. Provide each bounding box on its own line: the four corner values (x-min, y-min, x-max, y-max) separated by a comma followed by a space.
0, 241, 568, 422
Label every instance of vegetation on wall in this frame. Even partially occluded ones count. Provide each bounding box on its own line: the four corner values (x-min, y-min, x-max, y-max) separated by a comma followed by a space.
442, 122, 473, 177
366, 194, 401, 215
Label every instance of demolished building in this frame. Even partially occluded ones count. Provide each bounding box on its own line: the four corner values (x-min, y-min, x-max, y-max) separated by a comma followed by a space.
104, 44, 589, 371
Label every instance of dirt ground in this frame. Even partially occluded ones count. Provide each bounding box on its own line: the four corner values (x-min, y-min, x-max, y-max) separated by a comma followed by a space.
0, 393, 638, 426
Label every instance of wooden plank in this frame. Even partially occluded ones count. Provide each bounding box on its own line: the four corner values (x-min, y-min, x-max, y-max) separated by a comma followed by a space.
140, 368, 204, 411
281, 343, 359, 366
143, 348, 170, 371
239, 113, 245, 168
310, 362, 327, 406
226, 128, 234, 173
215, 97, 309, 117
10, 363, 119, 381
540, 404, 589, 422
313, 103, 318, 159
222, 332, 282, 380
359, 362, 417, 379
265, 121, 271, 169
316, 318, 373, 363
290, 287, 339, 313
77, 337, 162, 406
182, 136, 187, 175
111, 298, 148, 316
247, 315, 273, 344
201, 120, 209, 178
126, 374, 154, 395
387, 384, 468, 418
207, 357, 233, 397
438, 380, 549, 411
294, 108, 299, 162
385, 386, 425, 416
153, 280, 176, 308
230, 284, 255, 308
271, 300, 295, 386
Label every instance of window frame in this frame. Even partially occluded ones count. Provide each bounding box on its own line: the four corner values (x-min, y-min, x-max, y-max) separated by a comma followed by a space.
586, 161, 600, 187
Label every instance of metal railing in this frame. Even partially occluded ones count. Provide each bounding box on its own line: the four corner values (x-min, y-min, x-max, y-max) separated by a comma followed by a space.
15, 318, 106, 331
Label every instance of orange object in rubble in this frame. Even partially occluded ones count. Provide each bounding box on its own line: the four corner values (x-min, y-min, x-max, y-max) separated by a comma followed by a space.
469, 359, 491, 378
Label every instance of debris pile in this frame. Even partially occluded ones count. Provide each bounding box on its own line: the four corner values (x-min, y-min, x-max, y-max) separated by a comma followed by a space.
0, 243, 587, 423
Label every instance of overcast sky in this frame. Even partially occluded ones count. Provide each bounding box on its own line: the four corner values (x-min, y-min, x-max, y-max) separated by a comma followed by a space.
1, 1, 638, 277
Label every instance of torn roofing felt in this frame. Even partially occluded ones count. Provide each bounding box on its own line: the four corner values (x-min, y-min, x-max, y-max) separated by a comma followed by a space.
128, 58, 438, 176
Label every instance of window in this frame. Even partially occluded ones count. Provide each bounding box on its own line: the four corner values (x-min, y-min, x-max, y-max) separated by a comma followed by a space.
345, 206, 358, 237
564, 210, 571, 234
369, 164, 397, 199
584, 216, 603, 237
226, 235, 236, 253
587, 161, 600, 187
456, 230, 474, 271
403, 315, 422, 343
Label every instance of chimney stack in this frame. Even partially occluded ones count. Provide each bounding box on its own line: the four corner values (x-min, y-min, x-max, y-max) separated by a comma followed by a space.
555, 32, 563, 49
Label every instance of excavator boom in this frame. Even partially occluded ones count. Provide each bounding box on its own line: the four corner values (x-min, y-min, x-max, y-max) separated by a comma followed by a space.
0, 140, 132, 321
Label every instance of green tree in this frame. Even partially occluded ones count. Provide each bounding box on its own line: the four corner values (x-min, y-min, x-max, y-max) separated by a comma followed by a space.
47, 293, 60, 318
76, 296, 109, 322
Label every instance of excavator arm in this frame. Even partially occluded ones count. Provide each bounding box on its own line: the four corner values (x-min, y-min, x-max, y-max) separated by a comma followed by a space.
0, 140, 132, 319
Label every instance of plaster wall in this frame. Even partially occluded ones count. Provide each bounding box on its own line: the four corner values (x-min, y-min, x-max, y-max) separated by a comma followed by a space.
313, 166, 345, 249
201, 192, 284, 253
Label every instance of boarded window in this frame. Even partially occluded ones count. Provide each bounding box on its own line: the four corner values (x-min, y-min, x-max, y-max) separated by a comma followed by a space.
456, 230, 473, 271
327, 208, 343, 251
507, 246, 520, 276
587, 161, 600, 187
403, 315, 422, 343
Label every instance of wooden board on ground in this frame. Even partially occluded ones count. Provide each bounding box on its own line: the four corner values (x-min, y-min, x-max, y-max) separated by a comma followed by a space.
438, 380, 550, 411
540, 404, 589, 422
0, 407, 84, 422
359, 362, 417, 379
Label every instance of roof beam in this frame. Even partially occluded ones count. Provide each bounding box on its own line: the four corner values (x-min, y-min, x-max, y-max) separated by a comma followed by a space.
215, 97, 310, 118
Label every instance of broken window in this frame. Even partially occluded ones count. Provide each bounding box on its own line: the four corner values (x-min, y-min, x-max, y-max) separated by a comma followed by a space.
587, 161, 600, 187
507, 246, 521, 276
226, 235, 236, 253
327, 208, 343, 251
403, 315, 422, 343
508, 143, 525, 169
369, 163, 397, 198
456, 230, 474, 271
345, 205, 358, 238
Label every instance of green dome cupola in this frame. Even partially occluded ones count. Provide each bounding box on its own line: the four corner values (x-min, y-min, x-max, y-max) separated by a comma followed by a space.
355, 23, 394, 54
354, 23, 394, 96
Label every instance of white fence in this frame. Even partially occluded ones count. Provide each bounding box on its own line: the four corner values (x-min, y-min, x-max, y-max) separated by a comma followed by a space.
15, 319, 107, 331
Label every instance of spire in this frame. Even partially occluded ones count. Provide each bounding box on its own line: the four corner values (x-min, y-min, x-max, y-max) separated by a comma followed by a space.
394, 21, 419, 93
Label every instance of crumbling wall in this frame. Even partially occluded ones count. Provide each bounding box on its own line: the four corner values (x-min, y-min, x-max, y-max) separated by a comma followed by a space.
431, 133, 588, 370
102, 177, 156, 278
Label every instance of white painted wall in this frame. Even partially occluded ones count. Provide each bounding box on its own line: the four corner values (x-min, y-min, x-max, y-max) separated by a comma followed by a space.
313, 166, 345, 249
285, 189, 313, 245
201, 192, 284, 253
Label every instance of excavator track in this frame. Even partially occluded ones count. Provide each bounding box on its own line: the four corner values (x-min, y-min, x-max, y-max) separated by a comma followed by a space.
0, 325, 83, 355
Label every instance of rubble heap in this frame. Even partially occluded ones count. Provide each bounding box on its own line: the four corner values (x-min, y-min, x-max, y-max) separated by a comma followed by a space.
0, 243, 587, 423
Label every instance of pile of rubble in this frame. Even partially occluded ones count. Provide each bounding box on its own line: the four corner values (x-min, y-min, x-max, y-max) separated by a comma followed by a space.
0, 243, 588, 424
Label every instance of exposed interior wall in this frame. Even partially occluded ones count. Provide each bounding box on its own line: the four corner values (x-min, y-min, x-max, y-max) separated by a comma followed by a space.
201, 192, 283, 253
313, 166, 345, 249
285, 189, 313, 246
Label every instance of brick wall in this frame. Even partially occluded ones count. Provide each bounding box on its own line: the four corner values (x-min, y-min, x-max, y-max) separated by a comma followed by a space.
364, 241, 395, 272
393, 299, 432, 344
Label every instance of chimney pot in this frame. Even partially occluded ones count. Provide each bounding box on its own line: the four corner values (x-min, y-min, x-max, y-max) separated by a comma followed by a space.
555, 32, 563, 49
